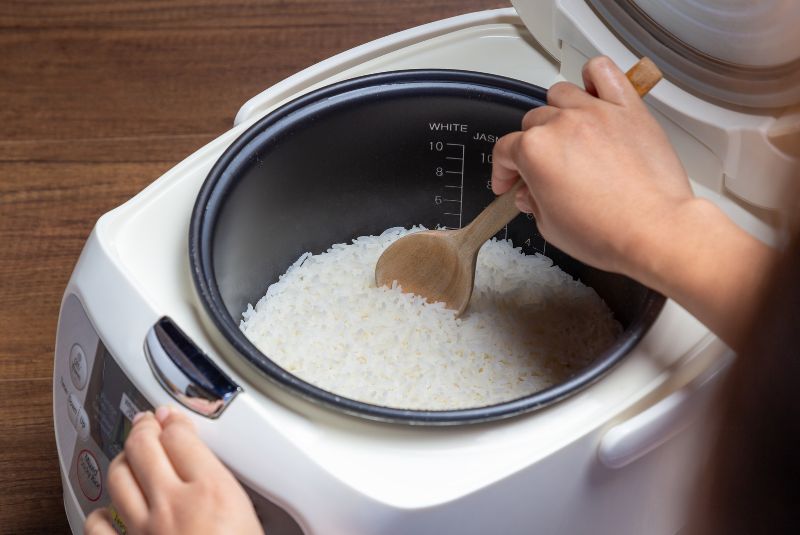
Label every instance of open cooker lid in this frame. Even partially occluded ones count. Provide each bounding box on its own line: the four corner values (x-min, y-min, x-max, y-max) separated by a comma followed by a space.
514, 0, 800, 108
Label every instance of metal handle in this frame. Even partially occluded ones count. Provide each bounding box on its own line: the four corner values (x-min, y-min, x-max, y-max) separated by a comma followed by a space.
144, 317, 241, 418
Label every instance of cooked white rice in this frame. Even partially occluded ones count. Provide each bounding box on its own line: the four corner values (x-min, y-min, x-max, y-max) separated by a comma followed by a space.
240, 226, 622, 410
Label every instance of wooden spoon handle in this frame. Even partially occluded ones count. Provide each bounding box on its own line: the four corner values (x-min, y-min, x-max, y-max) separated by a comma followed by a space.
626, 57, 662, 97
455, 180, 526, 251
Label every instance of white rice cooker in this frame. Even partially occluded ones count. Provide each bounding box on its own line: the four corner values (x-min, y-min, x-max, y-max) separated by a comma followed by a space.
54, 1, 800, 533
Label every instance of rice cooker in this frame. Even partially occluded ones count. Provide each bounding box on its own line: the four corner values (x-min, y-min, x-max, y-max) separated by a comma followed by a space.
53, 1, 799, 533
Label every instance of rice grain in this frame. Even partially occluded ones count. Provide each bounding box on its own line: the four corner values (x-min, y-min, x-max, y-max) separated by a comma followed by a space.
240, 227, 622, 410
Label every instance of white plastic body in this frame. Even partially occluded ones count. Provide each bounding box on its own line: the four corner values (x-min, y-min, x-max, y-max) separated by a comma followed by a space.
511, 0, 799, 212
55, 6, 782, 535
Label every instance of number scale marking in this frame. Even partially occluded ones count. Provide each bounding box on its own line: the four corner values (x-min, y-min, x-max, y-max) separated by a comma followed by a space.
446, 143, 465, 228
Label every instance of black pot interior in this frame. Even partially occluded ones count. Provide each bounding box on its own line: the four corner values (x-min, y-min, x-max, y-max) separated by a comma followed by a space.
191, 70, 664, 424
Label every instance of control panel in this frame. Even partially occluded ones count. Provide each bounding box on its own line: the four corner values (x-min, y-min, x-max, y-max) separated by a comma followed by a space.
54, 294, 154, 521
54, 294, 305, 534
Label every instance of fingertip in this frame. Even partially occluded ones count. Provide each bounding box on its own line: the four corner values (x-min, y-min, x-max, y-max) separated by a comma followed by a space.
155, 405, 170, 424
547, 81, 594, 109
159, 405, 195, 430
584, 55, 624, 83
584, 55, 616, 74
132, 411, 151, 425
515, 189, 535, 215
521, 105, 559, 130
491, 175, 513, 195
125, 411, 161, 442
84, 508, 114, 535
582, 55, 638, 105
108, 450, 125, 470
546, 81, 571, 106
582, 56, 614, 98
491, 131, 526, 194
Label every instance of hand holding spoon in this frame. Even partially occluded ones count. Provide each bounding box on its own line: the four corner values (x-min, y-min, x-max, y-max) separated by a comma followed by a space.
375, 57, 663, 316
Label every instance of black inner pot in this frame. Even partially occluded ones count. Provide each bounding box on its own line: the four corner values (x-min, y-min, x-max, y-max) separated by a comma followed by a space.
190, 70, 665, 425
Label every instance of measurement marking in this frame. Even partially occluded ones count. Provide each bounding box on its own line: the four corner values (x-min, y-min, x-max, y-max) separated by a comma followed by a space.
434, 142, 465, 228
455, 144, 465, 227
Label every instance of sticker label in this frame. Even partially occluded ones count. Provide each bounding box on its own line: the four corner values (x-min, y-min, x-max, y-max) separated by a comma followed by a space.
119, 392, 141, 422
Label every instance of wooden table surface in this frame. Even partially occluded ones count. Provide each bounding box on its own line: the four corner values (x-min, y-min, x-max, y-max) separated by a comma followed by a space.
0, 1, 505, 532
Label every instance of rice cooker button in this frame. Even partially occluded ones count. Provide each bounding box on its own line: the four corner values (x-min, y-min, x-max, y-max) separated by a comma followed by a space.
69, 343, 88, 390
76, 449, 102, 502
66, 392, 81, 426
75, 406, 91, 440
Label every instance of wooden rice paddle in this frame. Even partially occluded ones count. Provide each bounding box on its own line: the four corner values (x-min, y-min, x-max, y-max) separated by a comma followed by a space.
375, 57, 663, 316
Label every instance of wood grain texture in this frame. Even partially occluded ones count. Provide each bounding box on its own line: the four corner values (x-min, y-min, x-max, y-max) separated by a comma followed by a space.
0, 1, 505, 532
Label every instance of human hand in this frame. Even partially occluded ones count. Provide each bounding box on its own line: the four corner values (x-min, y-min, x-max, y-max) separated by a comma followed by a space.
492, 56, 695, 279
492, 56, 780, 350
84, 406, 264, 535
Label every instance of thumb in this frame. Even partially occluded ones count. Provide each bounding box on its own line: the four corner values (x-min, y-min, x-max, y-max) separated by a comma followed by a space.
582, 56, 641, 106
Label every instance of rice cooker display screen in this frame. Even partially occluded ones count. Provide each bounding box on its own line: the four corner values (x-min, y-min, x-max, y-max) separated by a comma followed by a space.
85, 346, 153, 460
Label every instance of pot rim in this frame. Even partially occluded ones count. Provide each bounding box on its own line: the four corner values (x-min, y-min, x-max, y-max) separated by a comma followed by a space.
189, 69, 666, 425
